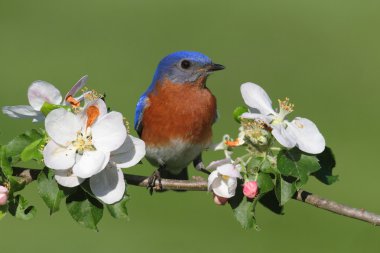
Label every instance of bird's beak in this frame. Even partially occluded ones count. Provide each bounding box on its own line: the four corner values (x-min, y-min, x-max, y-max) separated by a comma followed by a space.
207, 63, 225, 72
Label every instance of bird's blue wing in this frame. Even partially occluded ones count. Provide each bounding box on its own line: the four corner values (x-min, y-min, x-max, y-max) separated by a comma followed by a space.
134, 93, 149, 137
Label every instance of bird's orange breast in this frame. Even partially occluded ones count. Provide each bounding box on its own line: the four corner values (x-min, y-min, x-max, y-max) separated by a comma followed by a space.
141, 79, 217, 147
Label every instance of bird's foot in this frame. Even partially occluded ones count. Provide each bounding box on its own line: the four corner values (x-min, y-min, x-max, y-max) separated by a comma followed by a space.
147, 169, 163, 194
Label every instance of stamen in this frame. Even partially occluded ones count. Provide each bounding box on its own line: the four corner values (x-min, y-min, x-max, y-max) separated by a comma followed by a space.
86, 105, 100, 128
66, 95, 80, 108
278, 97, 294, 113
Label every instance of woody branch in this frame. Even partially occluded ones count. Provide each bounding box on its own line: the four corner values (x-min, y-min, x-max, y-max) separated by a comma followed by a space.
12, 167, 380, 226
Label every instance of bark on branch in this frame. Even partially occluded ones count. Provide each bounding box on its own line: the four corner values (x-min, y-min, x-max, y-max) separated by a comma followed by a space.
11, 167, 380, 226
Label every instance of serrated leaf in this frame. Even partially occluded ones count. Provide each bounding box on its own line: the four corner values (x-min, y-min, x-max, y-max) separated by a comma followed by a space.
233, 106, 248, 123
5, 129, 44, 160
40, 102, 70, 116
66, 188, 104, 231
312, 147, 338, 185
275, 177, 297, 206
256, 172, 274, 193
0, 146, 13, 177
37, 168, 65, 215
21, 139, 44, 162
107, 195, 129, 219
229, 181, 256, 229
277, 149, 320, 187
8, 195, 36, 220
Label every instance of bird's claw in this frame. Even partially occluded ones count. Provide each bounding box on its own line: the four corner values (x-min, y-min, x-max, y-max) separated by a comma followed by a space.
147, 169, 163, 194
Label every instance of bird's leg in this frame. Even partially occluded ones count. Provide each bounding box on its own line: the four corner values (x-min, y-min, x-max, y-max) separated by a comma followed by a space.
193, 154, 210, 175
147, 166, 164, 194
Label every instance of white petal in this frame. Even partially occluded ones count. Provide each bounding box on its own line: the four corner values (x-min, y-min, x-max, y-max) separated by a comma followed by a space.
2, 105, 42, 119
287, 117, 326, 154
28, 81, 62, 110
240, 82, 276, 116
211, 176, 237, 198
207, 170, 219, 191
111, 135, 146, 168
92, 112, 127, 152
43, 141, 76, 170
54, 169, 84, 187
206, 158, 233, 170
241, 112, 272, 124
64, 75, 88, 104
90, 165, 125, 204
272, 124, 297, 149
72, 150, 109, 178
216, 163, 241, 178
45, 108, 81, 145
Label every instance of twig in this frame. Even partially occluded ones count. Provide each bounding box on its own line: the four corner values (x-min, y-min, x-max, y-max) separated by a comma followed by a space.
11, 167, 380, 226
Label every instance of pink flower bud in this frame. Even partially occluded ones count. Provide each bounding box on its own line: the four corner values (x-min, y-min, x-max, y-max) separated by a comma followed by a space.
0, 186, 9, 206
243, 181, 258, 199
213, 194, 229, 205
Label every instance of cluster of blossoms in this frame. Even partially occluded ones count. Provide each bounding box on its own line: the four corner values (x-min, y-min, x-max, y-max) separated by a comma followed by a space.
207, 82, 325, 204
2, 76, 145, 204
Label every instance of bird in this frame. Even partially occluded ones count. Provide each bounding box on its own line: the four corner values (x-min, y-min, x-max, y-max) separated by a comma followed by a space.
134, 51, 225, 188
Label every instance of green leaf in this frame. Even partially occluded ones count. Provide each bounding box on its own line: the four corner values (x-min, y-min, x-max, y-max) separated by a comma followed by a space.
21, 139, 44, 162
8, 176, 26, 194
37, 168, 65, 215
233, 106, 248, 123
256, 172, 274, 194
229, 181, 256, 229
312, 147, 338, 185
275, 177, 297, 206
8, 195, 36, 220
0, 204, 7, 221
66, 188, 104, 231
107, 195, 129, 219
259, 190, 284, 214
40, 102, 70, 116
0, 146, 13, 177
277, 149, 320, 187
5, 129, 44, 160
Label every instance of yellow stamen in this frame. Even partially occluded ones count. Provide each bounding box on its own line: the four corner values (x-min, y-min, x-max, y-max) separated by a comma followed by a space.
278, 97, 294, 113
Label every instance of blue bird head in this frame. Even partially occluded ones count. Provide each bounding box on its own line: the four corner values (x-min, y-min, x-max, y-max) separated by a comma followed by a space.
152, 51, 225, 84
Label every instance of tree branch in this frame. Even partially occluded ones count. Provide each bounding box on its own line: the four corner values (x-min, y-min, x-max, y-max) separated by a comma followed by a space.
11, 167, 380, 226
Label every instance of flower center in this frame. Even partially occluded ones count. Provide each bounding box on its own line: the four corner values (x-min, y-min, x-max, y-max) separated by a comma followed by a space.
73, 131, 95, 155
222, 175, 230, 181
272, 97, 294, 125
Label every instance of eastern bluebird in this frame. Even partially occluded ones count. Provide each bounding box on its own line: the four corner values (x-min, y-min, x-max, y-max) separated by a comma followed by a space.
134, 51, 224, 188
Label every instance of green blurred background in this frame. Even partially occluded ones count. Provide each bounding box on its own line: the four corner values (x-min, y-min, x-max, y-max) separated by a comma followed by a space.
1, 0, 379, 252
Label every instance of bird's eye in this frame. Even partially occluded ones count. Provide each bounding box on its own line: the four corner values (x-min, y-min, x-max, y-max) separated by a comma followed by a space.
180, 60, 191, 69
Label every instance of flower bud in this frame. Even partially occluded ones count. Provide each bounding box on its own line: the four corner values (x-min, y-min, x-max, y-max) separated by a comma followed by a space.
0, 186, 9, 206
213, 194, 229, 205
243, 181, 258, 199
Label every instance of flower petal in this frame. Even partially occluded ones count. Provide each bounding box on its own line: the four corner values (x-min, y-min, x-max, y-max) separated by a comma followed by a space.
91, 112, 127, 152
272, 124, 297, 149
206, 158, 233, 170
216, 163, 241, 178
240, 112, 272, 124
287, 117, 326, 154
28, 81, 62, 110
45, 108, 81, 145
54, 169, 84, 187
90, 165, 125, 204
240, 82, 276, 116
111, 135, 146, 168
72, 150, 109, 178
43, 141, 76, 170
207, 170, 219, 191
211, 176, 237, 198
64, 75, 88, 104
2, 105, 43, 120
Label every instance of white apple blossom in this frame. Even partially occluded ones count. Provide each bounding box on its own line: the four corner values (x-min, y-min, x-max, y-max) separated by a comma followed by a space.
42, 99, 145, 204
2, 75, 88, 122
208, 163, 242, 199
240, 82, 325, 154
